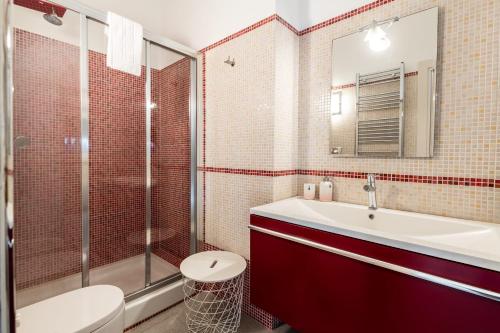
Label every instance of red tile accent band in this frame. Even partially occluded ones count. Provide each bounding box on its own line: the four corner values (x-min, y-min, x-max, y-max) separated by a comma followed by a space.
200, 15, 278, 53
198, 167, 499, 189
298, 0, 397, 36
405, 71, 418, 77
198, 0, 400, 53
202, 52, 207, 242
200, 14, 299, 53
297, 170, 499, 189
332, 82, 357, 90
199, 167, 296, 177
199, 0, 398, 51
276, 15, 300, 35
332, 71, 418, 90
199, 0, 398, 53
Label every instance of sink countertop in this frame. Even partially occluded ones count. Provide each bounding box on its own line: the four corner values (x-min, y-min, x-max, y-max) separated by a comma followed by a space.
251, 197, 500, 273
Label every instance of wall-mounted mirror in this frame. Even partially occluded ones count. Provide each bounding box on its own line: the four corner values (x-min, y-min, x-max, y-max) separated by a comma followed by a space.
330, 7, 438, 158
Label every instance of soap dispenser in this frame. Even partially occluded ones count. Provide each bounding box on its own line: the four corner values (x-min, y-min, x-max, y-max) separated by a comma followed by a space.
319, 177, 333, 202
303, 183, 316, 200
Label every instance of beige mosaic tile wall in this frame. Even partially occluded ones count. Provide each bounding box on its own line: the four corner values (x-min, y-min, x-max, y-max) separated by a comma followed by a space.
274, 20, 299, 171
201, 0, 499, 262
298, 0, 499, 222
203, 21, 299, 258
205, 23, 275, 171
198, 1, 498, 327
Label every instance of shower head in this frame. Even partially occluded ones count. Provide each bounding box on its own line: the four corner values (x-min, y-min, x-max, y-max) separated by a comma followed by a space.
43, 8, 62, 26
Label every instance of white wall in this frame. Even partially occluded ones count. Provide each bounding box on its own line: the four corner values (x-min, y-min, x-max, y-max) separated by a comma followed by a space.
79, 0, 276, 51
275, 0, 305, 30
276, 0, 374, 31
14, 0, 386, 53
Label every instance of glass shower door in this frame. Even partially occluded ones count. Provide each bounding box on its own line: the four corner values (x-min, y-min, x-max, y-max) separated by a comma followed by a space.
149, 43, 192, 283
9, 0, 197, 313
12, 2, 82, 308
87, 19, 147, 295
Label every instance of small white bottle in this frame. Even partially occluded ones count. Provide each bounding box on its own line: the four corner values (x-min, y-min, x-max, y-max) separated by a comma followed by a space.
303, 183, 316, 200
319, 177, 333, 202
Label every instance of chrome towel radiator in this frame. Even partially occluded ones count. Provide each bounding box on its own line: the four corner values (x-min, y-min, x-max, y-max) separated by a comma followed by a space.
355, 63, 405, 157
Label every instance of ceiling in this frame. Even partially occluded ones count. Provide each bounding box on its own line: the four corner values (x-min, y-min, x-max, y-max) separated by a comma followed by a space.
12, 0, 374, 68
277, 0, 373, 31
78, 0, 374, 50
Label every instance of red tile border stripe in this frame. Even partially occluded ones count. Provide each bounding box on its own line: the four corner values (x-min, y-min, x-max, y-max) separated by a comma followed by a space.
198, 167, 499, 188
199, 167, 296, 177
298, 0, 396, 36
332, 71, 418, 90
200, 15, 277, 53
199, 0, 400, 53
297, 170, 499, 189
200, 14, 299, 53
276, 15, 300, 35
199, 0, 398, 52
202, 52, 207, 241
198, 0, 398, 52
332, 83, 357, 90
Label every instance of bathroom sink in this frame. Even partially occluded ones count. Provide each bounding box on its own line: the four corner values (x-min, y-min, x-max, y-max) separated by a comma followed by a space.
293, 198, 486, 237
250, 197, 500, 272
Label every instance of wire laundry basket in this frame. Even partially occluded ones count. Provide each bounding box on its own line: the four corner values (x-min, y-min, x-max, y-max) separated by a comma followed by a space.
180, 251, 247, 333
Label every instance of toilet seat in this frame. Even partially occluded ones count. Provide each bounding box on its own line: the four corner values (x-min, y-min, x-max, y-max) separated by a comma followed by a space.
17, 285, 124, 333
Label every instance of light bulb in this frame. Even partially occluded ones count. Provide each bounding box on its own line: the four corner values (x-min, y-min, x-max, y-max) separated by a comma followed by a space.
369, 36, 391, 52
364, 26, 391, 52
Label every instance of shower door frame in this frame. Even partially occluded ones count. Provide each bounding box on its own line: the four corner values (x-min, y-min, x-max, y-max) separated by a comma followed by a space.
4, 0, 198, 308
1, 0, 15, 331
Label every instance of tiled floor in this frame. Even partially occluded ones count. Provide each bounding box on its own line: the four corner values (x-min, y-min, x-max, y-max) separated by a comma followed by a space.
16, 254, 178, 308
128, 302, 297, 333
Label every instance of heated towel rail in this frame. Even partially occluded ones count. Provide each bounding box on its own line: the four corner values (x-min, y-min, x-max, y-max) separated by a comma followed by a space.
355, 63, 405, 157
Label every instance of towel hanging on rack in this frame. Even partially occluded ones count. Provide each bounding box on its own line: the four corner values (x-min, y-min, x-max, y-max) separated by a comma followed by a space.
106, 12, 143, 76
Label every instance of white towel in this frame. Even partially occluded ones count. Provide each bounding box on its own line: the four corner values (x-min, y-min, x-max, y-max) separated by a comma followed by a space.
106, 12, 143, 76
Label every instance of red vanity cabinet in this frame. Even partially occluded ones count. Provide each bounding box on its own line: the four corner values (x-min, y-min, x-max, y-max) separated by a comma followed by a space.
250, 214, 500, 333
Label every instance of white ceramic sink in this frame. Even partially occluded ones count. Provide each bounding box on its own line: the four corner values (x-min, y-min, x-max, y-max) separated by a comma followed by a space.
250, 197, 500, 272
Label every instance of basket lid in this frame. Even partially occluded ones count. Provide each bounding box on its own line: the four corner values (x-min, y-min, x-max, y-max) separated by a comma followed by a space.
180, 251, 246, 283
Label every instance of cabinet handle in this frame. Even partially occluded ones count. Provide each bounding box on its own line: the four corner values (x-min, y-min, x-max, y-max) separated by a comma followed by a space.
249, 224, 500, 302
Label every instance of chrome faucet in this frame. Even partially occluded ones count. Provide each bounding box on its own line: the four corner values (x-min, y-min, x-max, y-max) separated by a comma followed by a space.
363, 173, 377, 210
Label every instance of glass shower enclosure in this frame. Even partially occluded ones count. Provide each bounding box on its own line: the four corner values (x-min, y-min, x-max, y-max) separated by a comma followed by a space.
7, 0, 197, 311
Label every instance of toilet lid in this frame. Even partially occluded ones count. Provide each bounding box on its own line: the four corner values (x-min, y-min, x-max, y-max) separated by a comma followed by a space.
17, 285, 124, 333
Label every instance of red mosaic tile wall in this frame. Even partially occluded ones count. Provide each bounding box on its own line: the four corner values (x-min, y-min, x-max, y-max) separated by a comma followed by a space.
13, 29, 82, 289
298, 0, 396, 35
88, 50, 147, 269
13, 29, 193, 288
151, 58, 192, 267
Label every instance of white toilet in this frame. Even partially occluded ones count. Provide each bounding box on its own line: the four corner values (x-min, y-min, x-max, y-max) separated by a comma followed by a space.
16, 285, 125, 333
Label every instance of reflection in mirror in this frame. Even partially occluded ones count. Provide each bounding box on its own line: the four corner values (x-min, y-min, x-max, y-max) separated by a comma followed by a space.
330, 7, 438, 158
